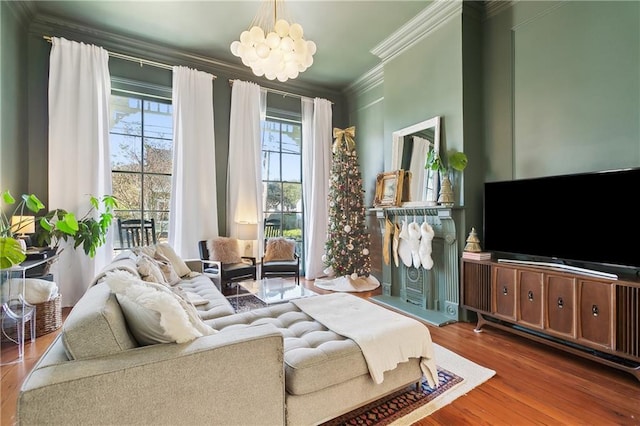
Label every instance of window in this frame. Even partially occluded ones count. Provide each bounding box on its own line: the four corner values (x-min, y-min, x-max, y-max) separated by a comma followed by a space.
109, 93, 173, 249
261, 118, 304, 271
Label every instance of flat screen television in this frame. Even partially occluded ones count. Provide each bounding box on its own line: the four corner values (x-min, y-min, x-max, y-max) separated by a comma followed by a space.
483, 167, 640, 278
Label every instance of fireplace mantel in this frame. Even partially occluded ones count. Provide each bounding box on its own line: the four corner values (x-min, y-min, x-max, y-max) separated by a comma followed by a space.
369, 206, 464, 326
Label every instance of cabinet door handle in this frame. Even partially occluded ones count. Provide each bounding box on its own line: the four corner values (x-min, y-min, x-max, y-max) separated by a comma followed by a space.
557, 297, 564, 309
527, 290, 534, 302
592, 305, 599, 317
502, 286, 508, 296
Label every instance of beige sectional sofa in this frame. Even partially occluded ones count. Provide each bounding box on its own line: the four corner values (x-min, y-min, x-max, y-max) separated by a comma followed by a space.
17, 246, 426, 425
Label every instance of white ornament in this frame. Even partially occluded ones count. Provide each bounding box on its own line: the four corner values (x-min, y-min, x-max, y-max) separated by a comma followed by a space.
362, 248, 369, 255
321, 254, 327, 262
350, 272, 358, 280
344, 225, 351, 233
347, 243, 354, 250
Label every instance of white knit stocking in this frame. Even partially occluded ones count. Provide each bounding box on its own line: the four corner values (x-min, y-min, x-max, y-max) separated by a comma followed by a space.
407, 221, 422, 269
392, 223, 400, 267
419, 221, 435, 270
397, 220, 413, 267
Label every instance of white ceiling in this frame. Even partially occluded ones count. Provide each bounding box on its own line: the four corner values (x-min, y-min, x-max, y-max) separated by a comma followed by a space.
25, 0, 434, 90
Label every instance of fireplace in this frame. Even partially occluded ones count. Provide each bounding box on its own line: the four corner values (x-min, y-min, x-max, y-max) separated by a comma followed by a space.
370, 206, 464, 326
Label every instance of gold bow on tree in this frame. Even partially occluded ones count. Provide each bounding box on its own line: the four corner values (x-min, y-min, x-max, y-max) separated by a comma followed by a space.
332, 126, 356, 153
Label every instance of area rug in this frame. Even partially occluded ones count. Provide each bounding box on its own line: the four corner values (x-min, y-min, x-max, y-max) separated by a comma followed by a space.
226, 293, 268, 312
321, 343, 495, 425
315, 275, 381, 292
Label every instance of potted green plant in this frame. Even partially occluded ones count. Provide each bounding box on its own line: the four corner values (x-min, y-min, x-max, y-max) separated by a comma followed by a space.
0, 190, 117, 268
425, 149, 468, 206
1, 192, 46, 268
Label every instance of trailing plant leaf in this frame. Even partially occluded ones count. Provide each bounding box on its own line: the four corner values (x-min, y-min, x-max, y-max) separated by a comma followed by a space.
0, 237, 26, 268
0, 190, 47, 267
448, 151, 468, 172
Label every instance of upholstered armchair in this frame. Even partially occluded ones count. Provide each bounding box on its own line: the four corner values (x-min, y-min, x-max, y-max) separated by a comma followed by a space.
198, 238, 257, 290
261, 237, 300, 286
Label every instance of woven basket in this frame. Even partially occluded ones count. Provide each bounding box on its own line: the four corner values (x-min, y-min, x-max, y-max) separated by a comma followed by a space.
29, 293, 62, 338
2, 294, 62, 342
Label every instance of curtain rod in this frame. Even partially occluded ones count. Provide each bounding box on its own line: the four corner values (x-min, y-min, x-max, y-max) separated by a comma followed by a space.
229, 79, 331, 104
43, 35, 217, 79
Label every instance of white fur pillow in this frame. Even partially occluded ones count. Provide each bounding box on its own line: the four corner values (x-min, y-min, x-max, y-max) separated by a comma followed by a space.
207, 237, 242, 264
264, 237, 296, 262
105, 269, 215, 345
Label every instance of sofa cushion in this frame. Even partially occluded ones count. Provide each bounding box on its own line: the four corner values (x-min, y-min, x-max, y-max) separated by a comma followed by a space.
105, 270, 215, 345
62, 281, 138, 360
205, 301, 369, 395
177, 274, 235, 319
207, 237, 242, 264
264, 237, 296, 262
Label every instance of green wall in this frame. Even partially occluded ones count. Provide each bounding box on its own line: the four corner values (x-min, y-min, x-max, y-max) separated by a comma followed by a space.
350, 0, 639, 248
484, 1, 639, 182
0, 2, 29, 200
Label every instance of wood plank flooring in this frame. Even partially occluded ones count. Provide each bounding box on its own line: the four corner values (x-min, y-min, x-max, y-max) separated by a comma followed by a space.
2, 278, 639, 425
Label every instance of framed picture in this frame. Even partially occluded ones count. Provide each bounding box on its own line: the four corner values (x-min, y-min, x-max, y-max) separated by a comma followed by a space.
374, 170, 406, 207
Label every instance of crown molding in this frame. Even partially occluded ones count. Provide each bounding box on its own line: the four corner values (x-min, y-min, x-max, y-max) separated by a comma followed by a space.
343, 63, 384, 98
28, 13, 341, 100
6, 0, 36, 27
370, 0, 463, 64
484, 0, 517, 20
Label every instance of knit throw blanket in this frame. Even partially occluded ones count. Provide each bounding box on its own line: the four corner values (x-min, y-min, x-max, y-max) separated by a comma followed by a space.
292, 293, 438, 388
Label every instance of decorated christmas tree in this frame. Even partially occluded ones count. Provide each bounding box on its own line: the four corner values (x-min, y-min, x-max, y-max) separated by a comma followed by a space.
323, 127, 371, 279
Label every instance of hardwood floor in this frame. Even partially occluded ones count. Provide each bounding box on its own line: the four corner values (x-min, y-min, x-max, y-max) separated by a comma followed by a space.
2, 278, 639, 425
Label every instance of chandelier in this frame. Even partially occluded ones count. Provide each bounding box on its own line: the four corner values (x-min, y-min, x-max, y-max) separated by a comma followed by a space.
230, 0, 316, 82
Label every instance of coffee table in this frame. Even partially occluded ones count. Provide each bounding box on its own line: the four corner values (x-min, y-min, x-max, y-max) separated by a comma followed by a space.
237, 278, 317, 305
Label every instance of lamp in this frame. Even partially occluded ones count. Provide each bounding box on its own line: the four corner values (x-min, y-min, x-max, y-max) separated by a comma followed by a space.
230, 0, 316, 82
10, 216, 35, 236
11, 216, 35, 250
237, 222, 259, 257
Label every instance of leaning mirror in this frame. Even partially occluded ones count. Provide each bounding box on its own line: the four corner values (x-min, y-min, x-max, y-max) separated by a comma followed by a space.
390, 116, 440, 206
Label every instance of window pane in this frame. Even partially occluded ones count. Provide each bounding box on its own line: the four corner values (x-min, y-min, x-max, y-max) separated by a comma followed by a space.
144, 138, 172, 174
282, 182, 302, 212
263, 151, 281, 181
281, 130, 300, 154
143, 174, 172, 212
112, 172, 141, 210
282, 153, 301, 182
111, 134, 142, 172
261, 121, 281, 151
264, 182, 283, 212
146, 211, 169, 243
111, 95, 142, 136
143, 100, 173, 139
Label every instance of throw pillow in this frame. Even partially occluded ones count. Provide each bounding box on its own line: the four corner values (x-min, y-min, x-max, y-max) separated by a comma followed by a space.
207, 237, 242, 264
264, 237, 296, 263
155, 242, 191, 277
154, 252, 181, 286
136, 253, 167, 285
105, 269, 215, 345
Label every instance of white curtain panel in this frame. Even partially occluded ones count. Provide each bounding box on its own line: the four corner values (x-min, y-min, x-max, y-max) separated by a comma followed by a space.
409, 135, 431, 202
169, 66, 218, 259
48, 37, 112, 307
227, 80, 266, 256
301, 97, 332, 279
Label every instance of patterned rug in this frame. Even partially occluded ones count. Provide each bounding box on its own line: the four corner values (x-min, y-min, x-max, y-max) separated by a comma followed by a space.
321, 368, 462, 426
321, 344, 496, 425
227, 293, 268, 312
